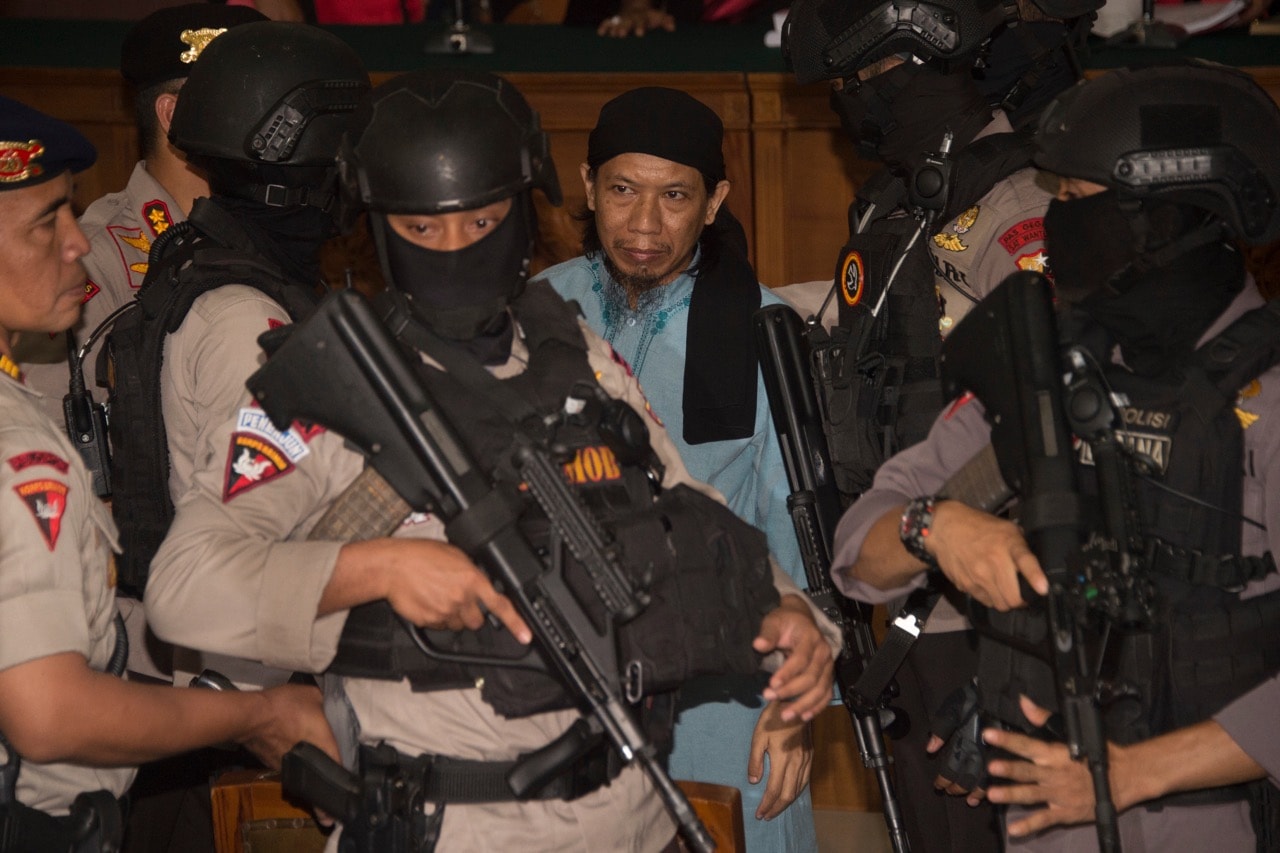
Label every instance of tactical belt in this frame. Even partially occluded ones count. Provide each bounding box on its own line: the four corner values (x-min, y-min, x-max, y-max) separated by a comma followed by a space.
363, 740, 622, 804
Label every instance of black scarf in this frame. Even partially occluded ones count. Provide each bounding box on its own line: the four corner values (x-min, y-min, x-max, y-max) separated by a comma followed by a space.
682, 208, 761, 445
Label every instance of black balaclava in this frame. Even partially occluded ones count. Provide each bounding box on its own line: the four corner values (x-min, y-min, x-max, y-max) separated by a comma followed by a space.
829, 61, 993, 172
375, 195, 532, 363
207, 162, 338, 286
1046, 190, 1243, 376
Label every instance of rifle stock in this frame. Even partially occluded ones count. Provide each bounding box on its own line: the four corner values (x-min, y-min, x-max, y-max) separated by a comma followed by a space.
247, 289, 715, 852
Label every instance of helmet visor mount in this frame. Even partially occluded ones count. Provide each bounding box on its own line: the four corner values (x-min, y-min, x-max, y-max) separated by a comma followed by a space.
248, 79, 367, 164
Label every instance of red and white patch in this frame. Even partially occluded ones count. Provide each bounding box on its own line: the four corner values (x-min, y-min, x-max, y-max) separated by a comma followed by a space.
944, 391, 976, 421
14, 478, 68, 550
998, 218, 1045, 255
82, 280, 100, 303
8, 451, 70, 474
222, 433, 294, 501
142, 199, 174, 237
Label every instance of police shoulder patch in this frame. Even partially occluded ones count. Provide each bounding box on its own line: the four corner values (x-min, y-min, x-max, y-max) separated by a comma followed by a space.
83, 280, 100, 303
998, 218, 1045, 255
840, 251, 865, 307
8, 450, 70, 474
1015, 250, 1051, 275
13, 478, 68, 550
221, 407, 315, 501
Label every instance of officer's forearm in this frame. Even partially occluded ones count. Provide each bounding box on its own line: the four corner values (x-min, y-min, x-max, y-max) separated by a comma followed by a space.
846, 505, 929, 590
316, 539, 392, 616
0, 652, 280, 766
1111, 721, 1265, 811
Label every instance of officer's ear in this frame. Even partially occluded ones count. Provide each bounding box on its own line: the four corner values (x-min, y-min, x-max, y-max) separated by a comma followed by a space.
155, 92, 180, 137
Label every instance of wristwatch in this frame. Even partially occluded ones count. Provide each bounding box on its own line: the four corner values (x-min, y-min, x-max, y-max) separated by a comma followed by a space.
899, 495, 940, 567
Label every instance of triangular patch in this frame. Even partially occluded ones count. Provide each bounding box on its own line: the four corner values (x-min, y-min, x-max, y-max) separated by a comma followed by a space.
14, 478, 68, 550
222, 433, 294, 501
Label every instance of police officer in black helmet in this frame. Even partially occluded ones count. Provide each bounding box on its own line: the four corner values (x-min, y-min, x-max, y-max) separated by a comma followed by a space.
781, 2, 1100, 851
147, 68, 839, 853
974, 63, 1280, 851
838, 63, 1280, 852
119, 22, 372, 692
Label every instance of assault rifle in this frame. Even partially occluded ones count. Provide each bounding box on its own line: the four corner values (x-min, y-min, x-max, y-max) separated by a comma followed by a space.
754, 303, 912, 853
244, 289, 715, 853
939, 270, 1156, 853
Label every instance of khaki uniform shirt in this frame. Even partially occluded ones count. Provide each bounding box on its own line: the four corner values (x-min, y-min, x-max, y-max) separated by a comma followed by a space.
160, 284, 295, 687
17, 162, 184, 424
147, 295, 838, 851
0, 371, 134, 813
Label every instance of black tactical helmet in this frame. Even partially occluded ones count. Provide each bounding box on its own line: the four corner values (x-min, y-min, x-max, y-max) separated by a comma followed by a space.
1035, 64, 1280, 244
169, 21, 368, 169
338, 69, 561, 221
783, 0, 1008, 85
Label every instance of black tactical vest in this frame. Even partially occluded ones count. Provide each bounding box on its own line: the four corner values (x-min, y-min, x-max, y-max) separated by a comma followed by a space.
106, 199, 321, 597
978, 299, 1280, 743
328, 282, 779, 718
815, 132, 1036, 501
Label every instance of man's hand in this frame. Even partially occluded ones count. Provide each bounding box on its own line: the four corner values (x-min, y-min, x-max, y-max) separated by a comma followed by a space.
748, 701, 813, 820
984, 695, 1104, 837
242, 683, 340, 770
930, 501, 1048, 611
325, 538, 532, 643
754, 594, 834, 721
597, 0, 676, 36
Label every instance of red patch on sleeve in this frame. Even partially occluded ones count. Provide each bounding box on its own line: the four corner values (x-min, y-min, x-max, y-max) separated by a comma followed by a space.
8, 451, 70, 474
998, 218, 1045, 255
82, 280, 100, 303
292, 423, 325, 443
222, 433, 295, 501
267, 318, 286, 330
13, 479, 68, 550
944, 391, 976, 420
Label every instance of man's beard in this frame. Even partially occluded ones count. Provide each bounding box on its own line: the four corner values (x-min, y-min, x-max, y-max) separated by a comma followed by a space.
602, 250, 669, 311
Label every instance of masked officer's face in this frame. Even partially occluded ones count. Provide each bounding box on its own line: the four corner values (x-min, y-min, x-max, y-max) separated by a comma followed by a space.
387, 197, 514, 253
0, 173, 90, 355
581, 152, 730, 288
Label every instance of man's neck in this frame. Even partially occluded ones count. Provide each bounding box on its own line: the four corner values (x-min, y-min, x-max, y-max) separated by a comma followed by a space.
144, 144, 209, 217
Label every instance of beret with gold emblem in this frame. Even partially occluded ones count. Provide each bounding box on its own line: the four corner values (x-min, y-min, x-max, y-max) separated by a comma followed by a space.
0, 95, 96, 192
120, 3, 267, 89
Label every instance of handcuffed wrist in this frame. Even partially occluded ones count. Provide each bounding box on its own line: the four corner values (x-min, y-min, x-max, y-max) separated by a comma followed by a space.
899, 495, 941, 568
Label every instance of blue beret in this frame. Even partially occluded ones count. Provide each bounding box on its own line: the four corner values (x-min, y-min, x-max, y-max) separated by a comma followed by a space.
0, 96, 96, 191
121, 3, 268, 89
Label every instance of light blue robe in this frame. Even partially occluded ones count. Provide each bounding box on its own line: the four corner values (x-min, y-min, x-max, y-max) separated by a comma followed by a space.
540, 254, 818, 853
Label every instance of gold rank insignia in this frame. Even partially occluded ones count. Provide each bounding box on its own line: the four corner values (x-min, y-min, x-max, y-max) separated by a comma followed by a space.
180, 27, 230, 64
0, 139, 45, 183
933, 205, 979, 253
143, 199, 174, 237
1236, 379, 1261, 429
